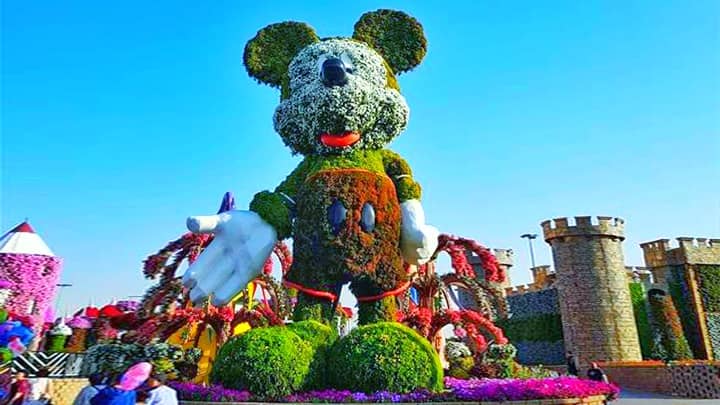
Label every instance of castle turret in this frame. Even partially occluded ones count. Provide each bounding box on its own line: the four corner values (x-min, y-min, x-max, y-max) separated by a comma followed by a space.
542, 216, 641, 367
0, 222, 63, 330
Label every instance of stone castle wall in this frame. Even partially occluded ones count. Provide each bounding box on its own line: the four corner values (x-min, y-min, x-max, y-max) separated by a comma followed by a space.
542, 216, 642, 367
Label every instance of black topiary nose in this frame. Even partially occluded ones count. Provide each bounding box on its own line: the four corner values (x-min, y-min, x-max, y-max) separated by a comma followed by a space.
321, 57, 348, 87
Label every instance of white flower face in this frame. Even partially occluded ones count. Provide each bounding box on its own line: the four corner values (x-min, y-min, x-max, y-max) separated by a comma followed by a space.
274, 39, 409, 155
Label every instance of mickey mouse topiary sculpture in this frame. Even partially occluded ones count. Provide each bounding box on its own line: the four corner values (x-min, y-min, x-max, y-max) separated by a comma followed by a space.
184, 9, 443, 395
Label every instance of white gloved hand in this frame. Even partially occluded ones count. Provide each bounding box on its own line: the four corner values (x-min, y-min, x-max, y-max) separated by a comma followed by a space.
182, 210, 277, 306
400, 199, 439, 265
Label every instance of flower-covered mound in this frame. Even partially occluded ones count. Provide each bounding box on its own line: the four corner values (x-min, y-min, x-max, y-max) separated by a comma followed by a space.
171, 376, 619, 403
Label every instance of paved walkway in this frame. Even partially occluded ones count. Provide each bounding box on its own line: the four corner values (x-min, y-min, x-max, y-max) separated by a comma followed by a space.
615, 388, 720, 404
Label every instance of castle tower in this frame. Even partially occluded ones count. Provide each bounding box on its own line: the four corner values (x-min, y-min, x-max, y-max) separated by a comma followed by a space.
640, 237, 720, 359
542, 216, 641, 367
0, 221, 63, 330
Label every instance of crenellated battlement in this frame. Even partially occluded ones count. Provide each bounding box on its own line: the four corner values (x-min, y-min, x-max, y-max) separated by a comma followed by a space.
505, 265, 556, 296
625, 266, 653, 283
493, 248, 514, 267
641, 237, 720, 267
541, 216, 625, 242
505, 283, 544, 296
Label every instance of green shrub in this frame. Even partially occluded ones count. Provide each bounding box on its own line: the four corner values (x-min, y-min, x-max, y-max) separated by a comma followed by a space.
629, 282, 653, 359
287, 321, 336, 389
327, 322, 443, 393
211, 326, 313, 399
496, 313, 563, 342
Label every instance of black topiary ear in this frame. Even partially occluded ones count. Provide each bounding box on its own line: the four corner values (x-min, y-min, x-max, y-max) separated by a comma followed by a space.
353, 9, 427, 74
244, 22, 319, 88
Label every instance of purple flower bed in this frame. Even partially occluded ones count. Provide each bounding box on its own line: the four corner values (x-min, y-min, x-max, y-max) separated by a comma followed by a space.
169, 382, 251, 402
172, 377, 619, 403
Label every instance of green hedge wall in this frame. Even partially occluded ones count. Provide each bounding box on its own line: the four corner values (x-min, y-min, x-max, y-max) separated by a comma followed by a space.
696, 265, 720, 313
496, 313, 563, 343
648, 289, 693, 361
629, 282, 653, 359
669, 266, 703, 358
696, 265, 720, 359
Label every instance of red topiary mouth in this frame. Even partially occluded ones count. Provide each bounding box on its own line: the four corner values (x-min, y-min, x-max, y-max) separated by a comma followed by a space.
319, 131, 360, 148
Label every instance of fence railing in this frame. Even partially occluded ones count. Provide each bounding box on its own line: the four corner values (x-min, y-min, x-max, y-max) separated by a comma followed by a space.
5, 352, 86, 377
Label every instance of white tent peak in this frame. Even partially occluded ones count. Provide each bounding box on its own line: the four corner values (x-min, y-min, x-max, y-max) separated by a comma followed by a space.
0, 221, 56, 257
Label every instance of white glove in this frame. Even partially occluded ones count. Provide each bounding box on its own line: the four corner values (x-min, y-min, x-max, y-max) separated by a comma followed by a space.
182, 210, 277, 306
400, 199, 439, 265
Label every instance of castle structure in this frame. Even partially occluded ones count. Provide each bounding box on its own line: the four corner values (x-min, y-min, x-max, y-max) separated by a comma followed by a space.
499, 215, 719, 366
541, 216, 642, 366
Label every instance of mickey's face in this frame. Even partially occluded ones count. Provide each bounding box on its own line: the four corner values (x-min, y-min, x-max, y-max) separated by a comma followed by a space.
274, 39, 408, 155
243, 9, 427, 156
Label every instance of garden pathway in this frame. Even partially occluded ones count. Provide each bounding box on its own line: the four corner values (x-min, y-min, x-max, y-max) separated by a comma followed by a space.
616, 388, 720, 404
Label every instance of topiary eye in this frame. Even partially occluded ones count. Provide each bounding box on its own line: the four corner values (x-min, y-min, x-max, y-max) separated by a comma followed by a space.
316, 55, 329, 76
340, 52, 355, 74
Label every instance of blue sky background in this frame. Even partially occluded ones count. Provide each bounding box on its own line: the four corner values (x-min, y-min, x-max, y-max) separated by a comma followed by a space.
2, 1, 718, 313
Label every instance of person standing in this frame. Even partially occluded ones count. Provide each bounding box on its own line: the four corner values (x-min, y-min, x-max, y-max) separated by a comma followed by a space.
27, 368, 53, 405
587, 362, 610, 383
1, 371, 30, 405
566, 351, 579, 376
72, 374, 106, 405
139, 373, 177, 405
89, 375, 136, 405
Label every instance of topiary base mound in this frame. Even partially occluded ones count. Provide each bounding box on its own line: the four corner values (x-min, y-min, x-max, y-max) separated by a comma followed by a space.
287, 320, 337, 390
327, 322, 443, 393
210, 326, 314, 399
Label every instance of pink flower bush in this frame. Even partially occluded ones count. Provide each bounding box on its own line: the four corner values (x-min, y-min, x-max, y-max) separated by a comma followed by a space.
445, 377, 619, 401
0, 253, 62, 329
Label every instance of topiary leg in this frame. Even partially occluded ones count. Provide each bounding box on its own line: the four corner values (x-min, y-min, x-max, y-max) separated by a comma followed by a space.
357, 296, 397, 324
293, 292, 335, 323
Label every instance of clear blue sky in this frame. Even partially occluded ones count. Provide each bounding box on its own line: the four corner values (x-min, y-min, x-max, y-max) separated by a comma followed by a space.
2, 1, 718, 313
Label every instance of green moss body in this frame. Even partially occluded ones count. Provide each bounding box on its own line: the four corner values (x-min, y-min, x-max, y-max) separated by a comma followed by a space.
250, 149, 421, 240
327, 322, 443, 393
250, 149, 422, 321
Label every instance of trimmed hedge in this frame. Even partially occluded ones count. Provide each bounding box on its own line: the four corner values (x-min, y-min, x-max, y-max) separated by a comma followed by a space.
287, 321, 336, 389
496, 313, 563, 343
211, 326, 314, 399
514, 341, 565, 365
506, 288, 560, 318
629, 282, 653, 359
327, 322, 443, 393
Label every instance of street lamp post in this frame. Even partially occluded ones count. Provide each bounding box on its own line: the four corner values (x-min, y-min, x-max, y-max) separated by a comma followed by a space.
520, 234, 538, 269
55, 283, 73, 316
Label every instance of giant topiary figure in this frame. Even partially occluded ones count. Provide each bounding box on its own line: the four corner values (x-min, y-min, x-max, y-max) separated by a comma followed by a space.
183, 9, 444, 394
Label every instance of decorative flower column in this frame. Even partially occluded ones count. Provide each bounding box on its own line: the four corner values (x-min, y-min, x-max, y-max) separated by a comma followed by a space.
45, 319, 72, 352
66, 316, 92, 352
